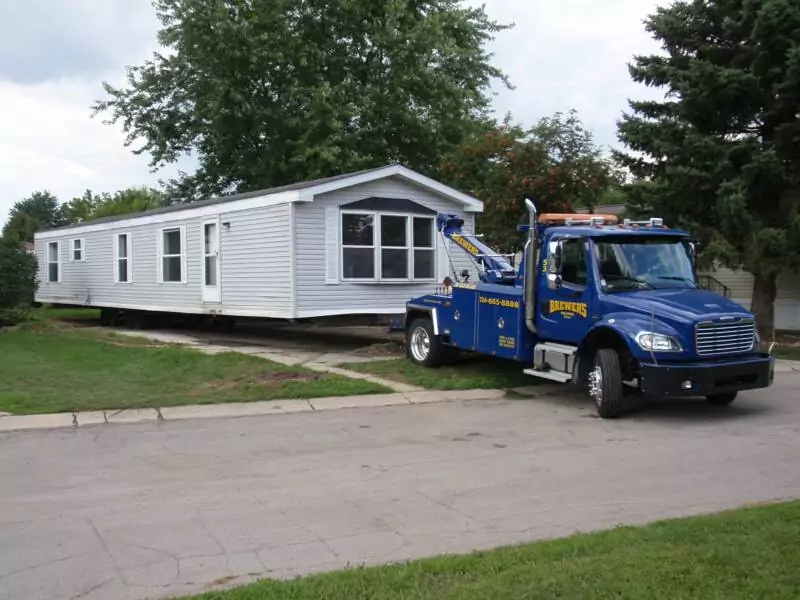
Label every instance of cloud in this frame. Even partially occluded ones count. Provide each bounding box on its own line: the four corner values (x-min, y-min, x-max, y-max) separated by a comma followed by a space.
0, 0, 158, 84
0, 0, 669, 226
469, 0, 667, 150
0, 79, 190, 227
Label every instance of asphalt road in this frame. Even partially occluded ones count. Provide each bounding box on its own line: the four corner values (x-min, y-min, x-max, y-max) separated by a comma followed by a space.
2, 374, 799, 600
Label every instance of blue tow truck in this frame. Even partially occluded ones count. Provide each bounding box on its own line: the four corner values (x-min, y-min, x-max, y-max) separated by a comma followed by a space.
403, 200, 775, 418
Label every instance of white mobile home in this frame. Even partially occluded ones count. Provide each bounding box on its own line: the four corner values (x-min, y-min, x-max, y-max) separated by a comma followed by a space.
33, 165, 483, 323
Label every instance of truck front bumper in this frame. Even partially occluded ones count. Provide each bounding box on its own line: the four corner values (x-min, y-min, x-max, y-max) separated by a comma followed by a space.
638, 354, 774, 398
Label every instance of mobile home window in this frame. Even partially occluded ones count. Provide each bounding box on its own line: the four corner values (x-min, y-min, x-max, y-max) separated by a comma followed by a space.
71, 238, 85, 261
340, 213, 435, 282
412, 217, 435, 279
114, 233, 132, 283
47, 241, 60, 283
380, 215, 408, 279
341, 213, 376, 280
160, 227, 185, 283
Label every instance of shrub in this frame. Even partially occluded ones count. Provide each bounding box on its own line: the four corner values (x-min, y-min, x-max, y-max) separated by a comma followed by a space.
0, 237, 38, 327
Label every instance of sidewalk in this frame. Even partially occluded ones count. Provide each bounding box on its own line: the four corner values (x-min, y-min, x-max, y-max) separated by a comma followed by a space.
0, 388, 512, 433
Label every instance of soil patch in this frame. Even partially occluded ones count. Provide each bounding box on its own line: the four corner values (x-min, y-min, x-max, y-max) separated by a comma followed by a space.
189, 371, 321, 396
351, 341, 405, 358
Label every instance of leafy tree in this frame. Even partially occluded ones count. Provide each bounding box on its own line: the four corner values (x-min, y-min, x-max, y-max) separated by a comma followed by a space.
92, 0, 511, 199
2, 191, 68, 242
63, 187, 168, 223
62, 190, 103, 224
1, 212, 41, 245
0, 236, 38, 327
438, 111, 618, 252
615, 0, 800, 339
90, 187, 168, 220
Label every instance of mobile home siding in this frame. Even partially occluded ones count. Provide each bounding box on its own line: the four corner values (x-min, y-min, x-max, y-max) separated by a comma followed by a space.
34, 203, 293, 318
217, 203, 292, 316
293, 177, 479, 317
705, 266, 800, 330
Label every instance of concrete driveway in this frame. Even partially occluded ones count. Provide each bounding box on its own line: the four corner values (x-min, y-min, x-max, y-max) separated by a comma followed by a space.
2, 373, 799, 600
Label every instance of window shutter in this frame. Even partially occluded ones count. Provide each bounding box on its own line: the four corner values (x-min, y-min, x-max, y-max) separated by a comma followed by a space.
436, 230, 448, 283
180, 225, 187, 284
156, 230, 163, 283
325, 206, 340, 284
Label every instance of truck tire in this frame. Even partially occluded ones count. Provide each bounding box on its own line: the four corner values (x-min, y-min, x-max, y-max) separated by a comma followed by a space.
406, 317, 444, 367
706, 392, 737, 406
589, 348, 625, 418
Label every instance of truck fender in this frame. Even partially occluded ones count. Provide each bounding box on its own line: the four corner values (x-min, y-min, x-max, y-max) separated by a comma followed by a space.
405, 304, 440, 336
576, 313, 684, 382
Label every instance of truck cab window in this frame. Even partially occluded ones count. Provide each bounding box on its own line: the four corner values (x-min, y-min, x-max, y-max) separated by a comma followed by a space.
560, 238, 587, 287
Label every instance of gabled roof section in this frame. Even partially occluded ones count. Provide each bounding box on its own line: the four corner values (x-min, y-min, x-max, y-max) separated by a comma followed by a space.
35, 164, 483, 239
300, 164, 484, 212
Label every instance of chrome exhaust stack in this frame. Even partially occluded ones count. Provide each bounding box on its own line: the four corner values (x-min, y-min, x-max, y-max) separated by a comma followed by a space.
524, 198, 537, 334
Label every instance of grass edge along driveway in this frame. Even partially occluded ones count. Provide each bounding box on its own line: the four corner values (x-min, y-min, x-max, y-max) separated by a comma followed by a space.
338, 355, 541, 391
182, 500, 800, 600
0, 328, 391, 415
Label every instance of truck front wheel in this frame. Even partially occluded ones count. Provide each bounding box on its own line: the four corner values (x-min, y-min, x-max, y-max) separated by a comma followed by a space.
707, 392, 737, 406
588, 348, 625, 418
406, 317, 444, 367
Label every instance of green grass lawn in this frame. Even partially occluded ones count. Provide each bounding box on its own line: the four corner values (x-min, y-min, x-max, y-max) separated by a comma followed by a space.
29, 305, 103, 323
0, 328, 390, 415
339, 354, 538, 391
183, 501, 800, 600
774, 346, 800, 361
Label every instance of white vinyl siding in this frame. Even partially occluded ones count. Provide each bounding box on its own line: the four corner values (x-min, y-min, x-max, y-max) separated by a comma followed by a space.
34, 204, 293, 319
702, 266, 800, 330
296, 177, 478, 316
114, 233, 132, 283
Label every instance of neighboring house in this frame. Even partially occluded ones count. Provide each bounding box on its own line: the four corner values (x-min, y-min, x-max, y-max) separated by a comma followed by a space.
20, 242, 34, 254
33, 165, 482, 321
579, 205, 800, 331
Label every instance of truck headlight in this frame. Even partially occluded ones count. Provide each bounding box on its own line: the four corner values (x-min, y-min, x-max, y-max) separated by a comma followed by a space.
636, 332, 683, 352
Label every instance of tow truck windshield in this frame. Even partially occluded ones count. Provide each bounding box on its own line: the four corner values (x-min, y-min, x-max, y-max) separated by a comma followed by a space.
593, 236, 698, 293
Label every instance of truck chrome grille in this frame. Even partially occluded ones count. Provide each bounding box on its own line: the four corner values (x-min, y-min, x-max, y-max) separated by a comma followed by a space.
695, 319, 756, 356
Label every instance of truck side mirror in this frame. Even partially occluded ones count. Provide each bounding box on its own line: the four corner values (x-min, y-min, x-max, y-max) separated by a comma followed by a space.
553, 243, 564, 287
688, 240, 700, 270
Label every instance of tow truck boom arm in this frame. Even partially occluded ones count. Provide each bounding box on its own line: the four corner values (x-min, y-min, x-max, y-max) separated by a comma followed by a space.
437, 213, 516, 284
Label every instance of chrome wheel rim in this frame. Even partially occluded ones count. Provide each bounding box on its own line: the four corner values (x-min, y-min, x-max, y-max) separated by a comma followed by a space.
589, 363, 603, 406
410, 327, 431, 362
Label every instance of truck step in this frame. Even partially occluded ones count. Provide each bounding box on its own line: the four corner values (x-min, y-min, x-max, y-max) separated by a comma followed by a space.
534, 342, 577, 355
523, 369, 573, 383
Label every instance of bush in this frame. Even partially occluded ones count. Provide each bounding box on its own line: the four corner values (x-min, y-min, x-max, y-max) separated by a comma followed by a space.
0, 237, 38, 327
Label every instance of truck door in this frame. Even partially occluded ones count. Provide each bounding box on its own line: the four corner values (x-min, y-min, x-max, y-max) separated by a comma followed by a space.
536, 236, 594, 345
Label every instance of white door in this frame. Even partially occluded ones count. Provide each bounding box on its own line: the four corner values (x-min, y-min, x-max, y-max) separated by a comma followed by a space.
202, 219, 221, 303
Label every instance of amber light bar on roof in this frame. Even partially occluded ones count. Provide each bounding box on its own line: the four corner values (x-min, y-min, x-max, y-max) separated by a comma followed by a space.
537, 213, 621, 226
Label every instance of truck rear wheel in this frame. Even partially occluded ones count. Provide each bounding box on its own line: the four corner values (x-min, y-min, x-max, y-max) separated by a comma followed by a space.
406, 317, 444, 367
706, 392, 737, 406
589, 348, 625, 418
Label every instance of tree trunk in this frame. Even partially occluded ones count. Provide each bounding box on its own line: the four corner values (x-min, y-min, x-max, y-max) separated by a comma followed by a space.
751, 271, 778, 342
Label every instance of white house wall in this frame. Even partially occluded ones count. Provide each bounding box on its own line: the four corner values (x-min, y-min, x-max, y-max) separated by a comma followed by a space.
294, 176, 480, 317
34, 203, 293, 318
218, 204, 293, 316
703, 266, 800, 330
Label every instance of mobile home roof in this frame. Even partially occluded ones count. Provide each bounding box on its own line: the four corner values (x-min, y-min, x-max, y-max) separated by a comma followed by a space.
35, 165, 484, 240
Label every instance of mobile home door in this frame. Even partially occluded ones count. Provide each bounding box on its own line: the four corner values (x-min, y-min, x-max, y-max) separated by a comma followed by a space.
202, 219, 221, 303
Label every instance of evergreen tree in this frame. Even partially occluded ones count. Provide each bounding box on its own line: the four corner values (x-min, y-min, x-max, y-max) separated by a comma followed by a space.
615, 0, 800, 339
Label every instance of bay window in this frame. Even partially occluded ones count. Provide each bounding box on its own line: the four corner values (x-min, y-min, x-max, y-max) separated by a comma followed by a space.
341, 212, 436, 282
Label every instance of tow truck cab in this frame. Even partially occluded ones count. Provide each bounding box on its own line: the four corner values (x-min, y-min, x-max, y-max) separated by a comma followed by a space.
404, 206, 775, 418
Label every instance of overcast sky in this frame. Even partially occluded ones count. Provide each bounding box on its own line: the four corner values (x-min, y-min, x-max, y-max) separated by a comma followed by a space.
0, 0, 665, 225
